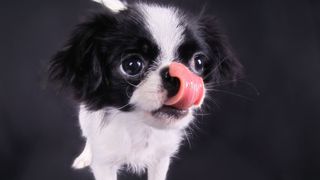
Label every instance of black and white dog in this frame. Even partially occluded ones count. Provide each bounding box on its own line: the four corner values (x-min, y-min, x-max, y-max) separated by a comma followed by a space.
49, 0, 242, 179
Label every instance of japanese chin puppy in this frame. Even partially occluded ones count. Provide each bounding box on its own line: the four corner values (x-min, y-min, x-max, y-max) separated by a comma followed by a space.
48, 0, 242, 180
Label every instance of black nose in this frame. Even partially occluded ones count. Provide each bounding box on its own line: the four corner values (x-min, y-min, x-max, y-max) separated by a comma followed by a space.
160, 67, 180, 98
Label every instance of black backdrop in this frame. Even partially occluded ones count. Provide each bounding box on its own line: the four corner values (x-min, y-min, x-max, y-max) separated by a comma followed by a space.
1, 0, 320, 180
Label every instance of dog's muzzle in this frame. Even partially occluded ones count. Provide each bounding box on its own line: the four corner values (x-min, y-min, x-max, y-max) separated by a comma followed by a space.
161, 62, 204, 110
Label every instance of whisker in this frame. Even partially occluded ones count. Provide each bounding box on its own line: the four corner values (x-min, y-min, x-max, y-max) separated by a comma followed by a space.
99, 103, 133, 128
183, 129, 192, 149
205, 79, 260, 96
123, 78, 140, 88
116, 103, 132, 111
125, 86, 131, 98
238, 80, 260, 96
207, 88, 254, 101
193, 112, 211, 116
204, 56, 228, 80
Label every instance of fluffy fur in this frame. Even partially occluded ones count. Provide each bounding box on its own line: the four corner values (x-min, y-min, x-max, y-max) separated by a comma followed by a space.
49, 0, 242, 180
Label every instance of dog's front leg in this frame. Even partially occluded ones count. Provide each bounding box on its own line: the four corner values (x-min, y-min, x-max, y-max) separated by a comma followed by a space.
91, 163, 118, 180
72, 140, 92, 169
148, 157, 171, 180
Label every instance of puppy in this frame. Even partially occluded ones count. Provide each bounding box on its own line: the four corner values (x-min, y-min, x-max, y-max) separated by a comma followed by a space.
49, 0, 242, 179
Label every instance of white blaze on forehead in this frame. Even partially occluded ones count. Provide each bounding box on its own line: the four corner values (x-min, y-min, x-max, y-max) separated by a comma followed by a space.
93, 0, 127, 13
139, 4, 185, 65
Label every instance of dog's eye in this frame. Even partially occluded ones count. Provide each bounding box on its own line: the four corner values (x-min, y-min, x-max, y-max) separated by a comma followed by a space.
190, 53, 207, 75
120, 55, 145, 77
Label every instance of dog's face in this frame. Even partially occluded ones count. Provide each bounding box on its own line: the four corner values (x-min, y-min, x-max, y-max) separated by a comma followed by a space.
49, 2, 242, 129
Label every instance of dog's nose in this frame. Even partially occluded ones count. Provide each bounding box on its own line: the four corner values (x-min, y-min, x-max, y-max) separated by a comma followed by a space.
161, 62, 205, 110
160, 67, 180, 98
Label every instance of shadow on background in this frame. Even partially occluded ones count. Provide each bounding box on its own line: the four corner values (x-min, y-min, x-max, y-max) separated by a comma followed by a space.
0, 0, 320, 180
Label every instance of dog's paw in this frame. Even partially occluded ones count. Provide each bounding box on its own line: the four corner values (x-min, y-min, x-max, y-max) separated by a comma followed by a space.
72, 155, 91, 169
72, 148, 92, 169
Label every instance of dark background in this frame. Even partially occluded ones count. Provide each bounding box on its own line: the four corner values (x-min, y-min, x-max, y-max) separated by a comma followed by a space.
1, 0, 320, 179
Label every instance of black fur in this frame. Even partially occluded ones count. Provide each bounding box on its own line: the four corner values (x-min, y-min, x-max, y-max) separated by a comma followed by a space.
49, 4, 242, 111
49, 8, 159, 110
197, 16, 243, 81
178, 16, 242, 83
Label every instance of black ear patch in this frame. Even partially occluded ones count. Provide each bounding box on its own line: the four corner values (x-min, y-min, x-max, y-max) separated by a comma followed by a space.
48, 9, 152, 111
48, 14, 115, 101
199, 16, 243, 81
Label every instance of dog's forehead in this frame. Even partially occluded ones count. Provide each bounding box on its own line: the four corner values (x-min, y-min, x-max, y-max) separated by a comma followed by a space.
138, 4, 185, 64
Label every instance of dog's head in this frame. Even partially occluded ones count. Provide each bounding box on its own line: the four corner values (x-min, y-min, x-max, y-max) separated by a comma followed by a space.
49, 0, 242, 129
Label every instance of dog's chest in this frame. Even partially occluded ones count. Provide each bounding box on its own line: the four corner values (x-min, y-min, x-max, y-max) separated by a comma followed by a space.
90, 115, 181, 168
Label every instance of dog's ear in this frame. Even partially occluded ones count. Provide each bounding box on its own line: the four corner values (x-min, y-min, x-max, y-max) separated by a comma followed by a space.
199, 16, 243, 81
48, 14, 114, 99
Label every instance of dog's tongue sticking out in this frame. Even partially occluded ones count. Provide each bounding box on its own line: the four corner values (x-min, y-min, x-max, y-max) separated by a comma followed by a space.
164, 62, 204, 110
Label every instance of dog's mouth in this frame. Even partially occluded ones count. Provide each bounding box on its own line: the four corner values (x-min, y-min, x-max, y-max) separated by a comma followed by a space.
151, 105, 189, 119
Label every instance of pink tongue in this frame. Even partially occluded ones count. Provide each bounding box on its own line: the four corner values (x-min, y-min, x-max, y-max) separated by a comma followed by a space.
164, 62, 204, 110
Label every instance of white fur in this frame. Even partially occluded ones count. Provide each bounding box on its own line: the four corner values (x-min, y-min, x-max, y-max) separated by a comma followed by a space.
129, 68, 165, 112
72, 4, 198, 180
139, 4, 185, 66
93, 0, 127, 13
75, 105, 187, 180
